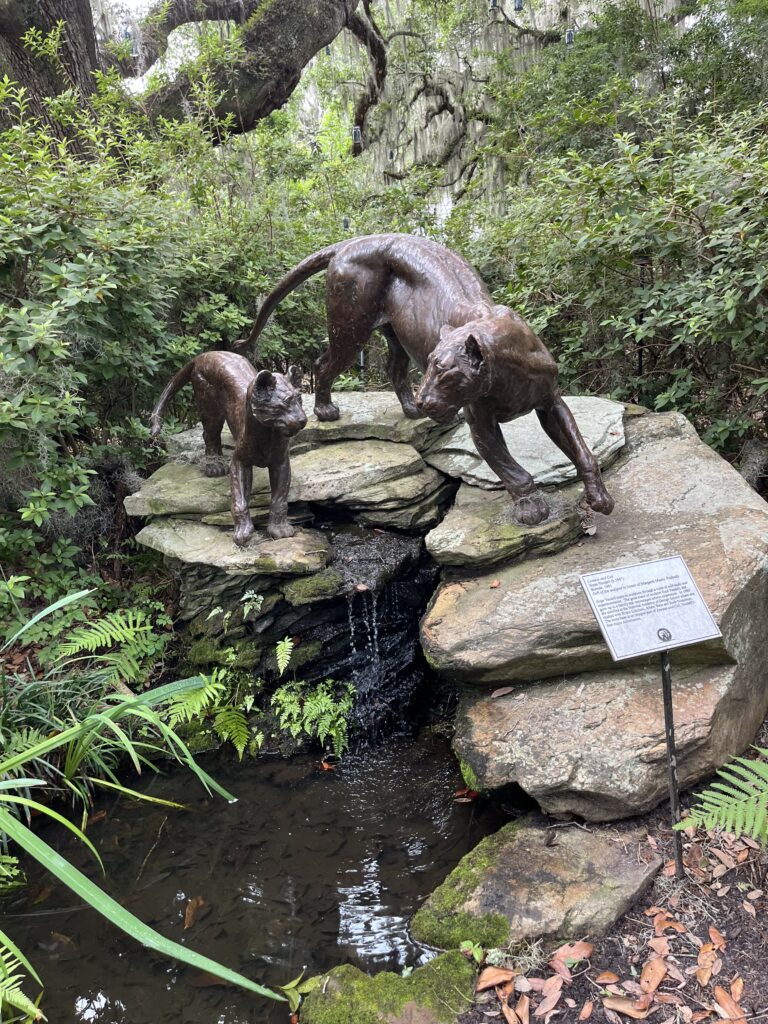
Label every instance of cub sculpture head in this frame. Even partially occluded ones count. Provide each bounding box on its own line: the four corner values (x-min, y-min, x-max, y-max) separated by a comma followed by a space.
250, 365, 307, 437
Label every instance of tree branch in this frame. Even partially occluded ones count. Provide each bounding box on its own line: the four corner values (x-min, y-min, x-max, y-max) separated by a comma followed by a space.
346, 4, 387, 153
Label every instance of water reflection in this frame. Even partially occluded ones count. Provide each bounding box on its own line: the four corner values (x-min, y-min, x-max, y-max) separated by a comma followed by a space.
8, 733, 509, 1024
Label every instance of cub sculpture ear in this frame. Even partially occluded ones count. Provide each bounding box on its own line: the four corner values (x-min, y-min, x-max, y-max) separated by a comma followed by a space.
288, 364, 303, 389
464, 334, 484, 372
254, 369, 276, 392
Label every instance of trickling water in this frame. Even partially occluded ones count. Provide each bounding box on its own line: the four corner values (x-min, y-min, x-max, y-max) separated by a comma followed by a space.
7, 735, 510, 1024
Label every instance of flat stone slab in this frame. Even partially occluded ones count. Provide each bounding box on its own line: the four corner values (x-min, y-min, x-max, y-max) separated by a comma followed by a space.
164, 391, 455, 463
423, 396, 625, 489
454, 660, 768, 820
301, 951, 475, 1024
421, 412, 768, 683
410, 817, 661, 949
425, 481, 583, 568
126, 440, 432, 518
135, 520, 329, 575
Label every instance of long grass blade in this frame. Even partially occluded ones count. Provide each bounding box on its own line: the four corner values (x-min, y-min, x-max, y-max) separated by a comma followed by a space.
3, 590, 94, 650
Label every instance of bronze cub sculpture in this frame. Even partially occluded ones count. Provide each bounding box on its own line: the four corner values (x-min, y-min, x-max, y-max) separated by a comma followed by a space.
150, 352, 306, 546
236, 233, 614, 526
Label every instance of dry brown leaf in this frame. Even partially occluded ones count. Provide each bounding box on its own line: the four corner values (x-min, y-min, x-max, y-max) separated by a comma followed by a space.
709, 926, 726, 951
534, 976, 563, 1017
656, 993, 687, 1006
736, 849, 749, 864
184, 895, 207, 930
712, 864, 728, 879
713, 985, 746, 1021
548, 957, 572, 982
491, 686, 515, 699
746, 889, 763, 899
596, 971, 621, 985
515, 977, 533, 993
477, 967, 517, 992
490, 580, 501, 589
730, 976, 744, 1003
742, 900, 757, 918
551, 940, 593, 962
665, 961, 687, 986
640, 958, 667, 994
500, 1000, 521, 1024
648, 936, 670, 956
691, 1012, 713, 1023
644, 906, 665, 916
527, 978, 546, 993
565, 998, 577, 1009
516, 993, 531, 1024
622, 981, 644, 998
716, 885, 731, 897
602, 996, 650, 1020
697, 943, 718, 987
711, 849, 736, 870
579, 1000, 594, 1021
653, 912, 686, 936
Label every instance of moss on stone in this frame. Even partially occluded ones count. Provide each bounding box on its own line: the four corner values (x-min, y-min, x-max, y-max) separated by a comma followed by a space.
300, 951, 475, 1024
458, 757, 480, 792
410, 823, 520, 950
282, 569, 344, 607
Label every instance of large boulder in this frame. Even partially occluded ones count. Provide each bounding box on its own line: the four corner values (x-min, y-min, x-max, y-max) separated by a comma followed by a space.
428, 411, 768, 819
423, 396, 625, 489
410, 817, 661, 950
300, 951, 475, 1024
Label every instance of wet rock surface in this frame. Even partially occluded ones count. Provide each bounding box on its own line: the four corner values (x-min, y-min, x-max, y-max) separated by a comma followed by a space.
423, 396, 625, 488
409, 816, 661, 950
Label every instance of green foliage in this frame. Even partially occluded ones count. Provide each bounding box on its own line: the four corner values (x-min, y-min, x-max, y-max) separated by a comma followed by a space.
276, 636, 294, 677
680, 749, 768, 842
0, 934, 42, 1021
271, 680, 356, 757
55, 608, 169, 690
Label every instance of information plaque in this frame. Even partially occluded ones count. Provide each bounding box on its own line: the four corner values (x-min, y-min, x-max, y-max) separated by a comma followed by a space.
579, 554, 721, 662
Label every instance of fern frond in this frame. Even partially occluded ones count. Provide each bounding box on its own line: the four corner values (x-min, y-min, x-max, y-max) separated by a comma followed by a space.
0, 939, 42, 1020
276, 637, 294, 677
57, 610, 151, 658
164, 672, 227, 729
213, 708, 249, 761
685, 748, 768, 843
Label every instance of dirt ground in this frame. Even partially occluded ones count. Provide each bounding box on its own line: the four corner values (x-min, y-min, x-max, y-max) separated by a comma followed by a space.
457, 745, 768, 1024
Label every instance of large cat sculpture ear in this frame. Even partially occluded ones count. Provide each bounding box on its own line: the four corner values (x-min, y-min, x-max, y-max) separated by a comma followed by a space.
464, 334, 484, 372
288, 365, 303, 389
254, 369, 276, 392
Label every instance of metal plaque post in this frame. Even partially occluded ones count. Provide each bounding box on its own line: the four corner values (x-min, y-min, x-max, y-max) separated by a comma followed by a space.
659, 649, 685, 878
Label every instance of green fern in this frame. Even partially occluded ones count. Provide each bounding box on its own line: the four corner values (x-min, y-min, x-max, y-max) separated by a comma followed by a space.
56, 609, 167, 690
164, 672, 227, 728
276, 637, 294, 677
271, 680, 355, 756
682, 748, 768, 842
0, 938, 42, 1020
213, 708, 249, 761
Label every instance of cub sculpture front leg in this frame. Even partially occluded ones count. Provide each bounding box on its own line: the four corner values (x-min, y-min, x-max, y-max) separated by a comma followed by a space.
266, 453, 295, 541
230, 459, 255, 548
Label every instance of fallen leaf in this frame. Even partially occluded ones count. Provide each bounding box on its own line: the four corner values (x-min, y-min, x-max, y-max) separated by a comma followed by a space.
490, 580, 501, 589
189, 971, 232, 988
499, 995, 521, 1024
552, 940, 593, 962
602, 996, 650, 1019
320, 760, 336, 771
730, 976, 744, 1003
736, 849, 749, 864
579, 1000, 594, 1020
654, 912, 686, 936
648, 937, 670, 956
692, 1012, 713, 1023
526, 978, 546, 993
533, 977, 563, 1017
515, 977, 532, 993
656, 993, 686, 1006
697, 943, 718, 987
184, 895, 207, 930
716, 885, 731, 897
711, 850, 736, 870
742, 900, 756, 918
746, 889, 763, 900
713, 985, 746, 1021
565, 998, 577, 1008
491, 686, 515, 698
596, 972, 621, 985
665, 961, 687, 986
516, 993, 530, 1024
644, 906, 665, 916
477, 968, 517, 992
548, 957, 572, 982
640, 959, 667, 994
709, 926, 726, 951
741, 836, 760, 850
86, 809, 107, 826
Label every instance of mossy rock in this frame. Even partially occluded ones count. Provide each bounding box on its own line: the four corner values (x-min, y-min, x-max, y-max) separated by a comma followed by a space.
300, 951, 475, 1024
410, 825, 515, 950
282, 568, 345, 607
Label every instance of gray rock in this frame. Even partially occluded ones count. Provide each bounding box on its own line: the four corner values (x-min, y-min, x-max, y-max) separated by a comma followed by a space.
410, 816, 661, 949
421, 412, 768, 683
163, 391, 455, 463
423, 396, 625, 488
425, 481, 583, 568
453, 661, 765, 821
135, 520, 329, 575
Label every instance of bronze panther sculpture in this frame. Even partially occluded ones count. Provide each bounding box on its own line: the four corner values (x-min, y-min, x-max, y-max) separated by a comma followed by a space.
150, 352, 306, 546
237, 234, 614, 526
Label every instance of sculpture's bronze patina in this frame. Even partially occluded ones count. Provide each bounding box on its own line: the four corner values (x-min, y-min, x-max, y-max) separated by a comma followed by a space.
238, 234, 613, 525
150, 353, 306, 546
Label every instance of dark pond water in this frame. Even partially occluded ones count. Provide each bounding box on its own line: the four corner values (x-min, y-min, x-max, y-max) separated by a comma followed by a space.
7, 733, 508, 1024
